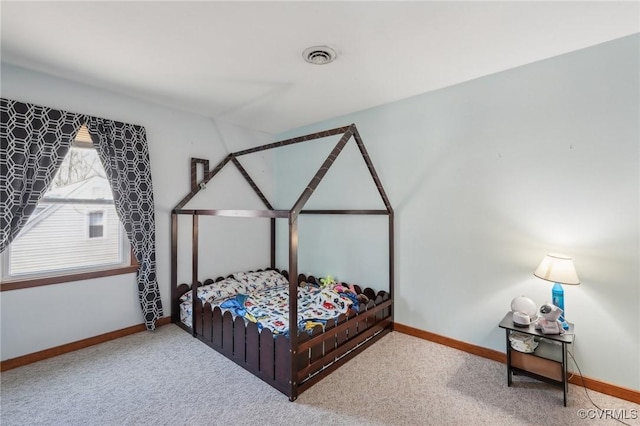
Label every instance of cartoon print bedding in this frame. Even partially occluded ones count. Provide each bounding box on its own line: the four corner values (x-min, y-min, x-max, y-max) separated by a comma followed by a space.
179, 270, 355, 336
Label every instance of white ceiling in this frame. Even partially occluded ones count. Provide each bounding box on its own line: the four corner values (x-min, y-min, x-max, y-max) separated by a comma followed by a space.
1, 1, 638, 135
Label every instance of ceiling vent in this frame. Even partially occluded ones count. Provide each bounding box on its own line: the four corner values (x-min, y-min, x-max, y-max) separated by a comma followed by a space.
302, 46, 337, 65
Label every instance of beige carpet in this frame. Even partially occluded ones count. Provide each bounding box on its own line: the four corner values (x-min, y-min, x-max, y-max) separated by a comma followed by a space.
1, 324, 638, 426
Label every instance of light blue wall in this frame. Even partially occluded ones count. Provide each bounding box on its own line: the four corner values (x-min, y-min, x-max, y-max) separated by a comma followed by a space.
273, 132, 391, 290
275, 35, 640, 390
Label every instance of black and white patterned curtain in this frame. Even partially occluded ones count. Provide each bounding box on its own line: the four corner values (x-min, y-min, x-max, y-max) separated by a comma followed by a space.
1, 98, 162, 330
0, 99, 85, 252
87, 117, 163, 330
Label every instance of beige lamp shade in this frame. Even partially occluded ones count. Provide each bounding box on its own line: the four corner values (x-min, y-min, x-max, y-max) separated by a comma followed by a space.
534, 253, 580, 285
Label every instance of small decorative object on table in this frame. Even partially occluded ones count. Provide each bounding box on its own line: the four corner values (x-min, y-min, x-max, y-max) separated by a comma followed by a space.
535, 302, 563, 335
510, 296, 537, 327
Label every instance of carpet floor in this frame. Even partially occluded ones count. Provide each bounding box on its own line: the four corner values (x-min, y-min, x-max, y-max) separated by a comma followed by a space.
1, 324, 638, 425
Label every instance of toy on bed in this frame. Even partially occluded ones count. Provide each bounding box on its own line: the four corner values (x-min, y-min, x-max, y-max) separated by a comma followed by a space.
320, 275, 336, 287
327, 279, 370, 308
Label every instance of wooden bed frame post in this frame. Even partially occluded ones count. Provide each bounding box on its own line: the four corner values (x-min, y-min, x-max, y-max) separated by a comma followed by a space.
270, 218, 276, 269
191, 213, 198, 336
171, 213, 178, 323
389, 212, 395, 326
288, 214, 299, 401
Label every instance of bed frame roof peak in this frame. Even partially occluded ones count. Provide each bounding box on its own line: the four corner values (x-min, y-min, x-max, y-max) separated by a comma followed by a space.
172, 123, 393, 219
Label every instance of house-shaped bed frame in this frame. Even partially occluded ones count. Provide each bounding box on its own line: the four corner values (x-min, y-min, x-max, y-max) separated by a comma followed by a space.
171, 124, 394, 401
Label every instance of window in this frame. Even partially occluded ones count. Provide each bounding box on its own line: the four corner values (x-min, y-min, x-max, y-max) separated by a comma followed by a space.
88, 211, 105, 238
1, 126, 137, 288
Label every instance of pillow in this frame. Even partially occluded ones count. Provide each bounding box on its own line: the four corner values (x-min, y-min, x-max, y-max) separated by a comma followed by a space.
179, 278, 247, 305
232, 270, 288, 293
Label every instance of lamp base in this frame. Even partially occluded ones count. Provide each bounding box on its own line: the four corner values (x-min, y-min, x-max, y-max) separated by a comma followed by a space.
551, 282, 569, 330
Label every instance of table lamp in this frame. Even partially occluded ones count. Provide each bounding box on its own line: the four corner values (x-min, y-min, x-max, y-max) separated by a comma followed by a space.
533, 253, 580, 330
